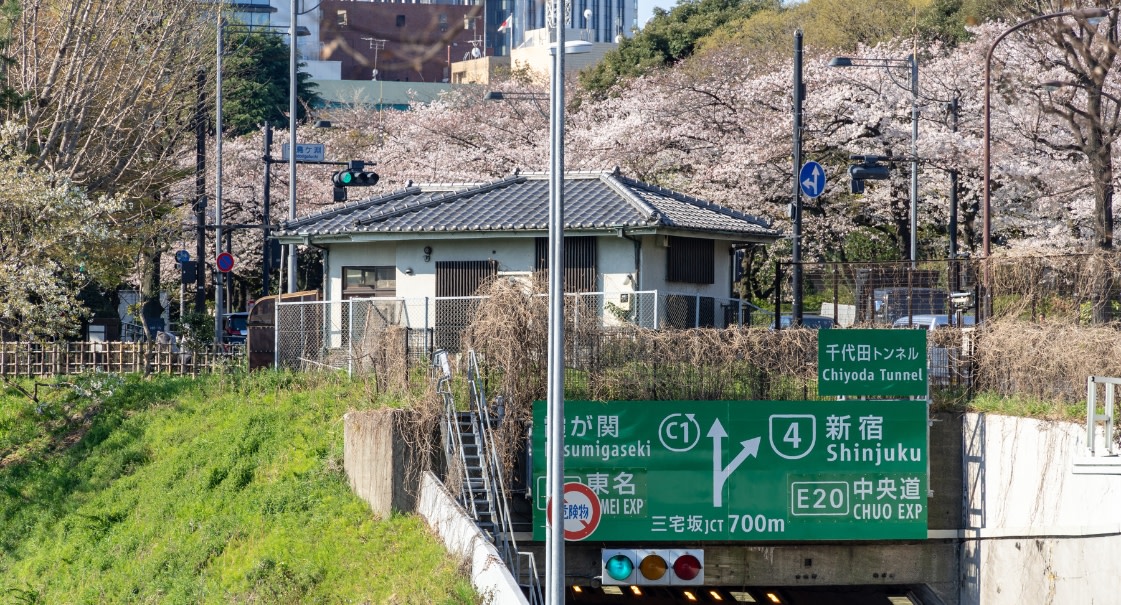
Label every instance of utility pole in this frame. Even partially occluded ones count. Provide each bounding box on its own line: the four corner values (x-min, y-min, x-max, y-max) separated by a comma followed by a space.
263, 122, 273, 297
194, 68, 208, 314
791, 30, 804, 327
947, 97, 960, 291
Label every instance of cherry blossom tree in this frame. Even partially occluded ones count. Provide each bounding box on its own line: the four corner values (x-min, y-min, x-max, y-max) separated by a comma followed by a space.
0, 140, 127, 339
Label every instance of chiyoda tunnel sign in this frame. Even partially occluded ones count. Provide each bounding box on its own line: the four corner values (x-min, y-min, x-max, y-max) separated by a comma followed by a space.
532, 400, 928, 542
818, 329, 928, 397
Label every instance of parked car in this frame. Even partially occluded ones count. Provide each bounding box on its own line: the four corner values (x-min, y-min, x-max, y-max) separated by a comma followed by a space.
222, 312, 249, 344
775, 314, 835, 329
871, 288, 948, 323
891, 314, 976, 330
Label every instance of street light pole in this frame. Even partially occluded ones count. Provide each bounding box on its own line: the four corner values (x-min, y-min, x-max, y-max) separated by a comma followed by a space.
982, 7, 1109, 314
545, 4, 567, 604
288, 0, 298, 293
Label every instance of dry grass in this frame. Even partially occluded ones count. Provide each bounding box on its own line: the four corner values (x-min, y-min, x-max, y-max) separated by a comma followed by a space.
975, 318, 1121, 404
986, 251, 1121, 322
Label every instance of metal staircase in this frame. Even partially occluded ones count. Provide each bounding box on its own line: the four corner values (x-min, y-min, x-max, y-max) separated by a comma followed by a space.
433, 349, 542, 604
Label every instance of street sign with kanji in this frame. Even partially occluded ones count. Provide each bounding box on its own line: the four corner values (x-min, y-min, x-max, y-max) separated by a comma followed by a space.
532, 399, 928, 542
818, 329, 928, 397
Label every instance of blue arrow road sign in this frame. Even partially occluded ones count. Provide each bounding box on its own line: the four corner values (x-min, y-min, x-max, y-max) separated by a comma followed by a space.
799, 161, 826, 198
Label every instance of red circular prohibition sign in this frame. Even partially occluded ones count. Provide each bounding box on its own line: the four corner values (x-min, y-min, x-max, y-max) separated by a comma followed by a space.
546, 482, 603, 541
216, 252, 235, 273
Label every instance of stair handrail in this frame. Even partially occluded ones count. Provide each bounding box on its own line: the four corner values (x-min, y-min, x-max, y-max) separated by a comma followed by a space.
467, 350, 542, 604
432, 349, 479, 519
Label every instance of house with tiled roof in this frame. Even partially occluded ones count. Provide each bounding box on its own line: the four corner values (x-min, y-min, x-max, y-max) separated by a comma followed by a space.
275, 169, 781, 329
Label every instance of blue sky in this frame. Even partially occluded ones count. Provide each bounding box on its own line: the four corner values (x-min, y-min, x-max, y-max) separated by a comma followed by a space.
637, 0, 664, 28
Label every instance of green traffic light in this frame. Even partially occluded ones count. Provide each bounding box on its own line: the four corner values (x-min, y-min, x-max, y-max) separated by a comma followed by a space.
605, 554, 634, 582
339, 171, 355, 185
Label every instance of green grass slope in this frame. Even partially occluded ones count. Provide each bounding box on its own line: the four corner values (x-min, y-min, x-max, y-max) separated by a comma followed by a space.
0, 371, 477, 604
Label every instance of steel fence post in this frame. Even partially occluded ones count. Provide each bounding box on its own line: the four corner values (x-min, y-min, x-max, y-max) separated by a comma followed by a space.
348, 298, 354, 377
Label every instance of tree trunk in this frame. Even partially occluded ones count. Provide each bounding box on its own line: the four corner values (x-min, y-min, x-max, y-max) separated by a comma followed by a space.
1088, 128, 1114, 324
139, 248, 164, 341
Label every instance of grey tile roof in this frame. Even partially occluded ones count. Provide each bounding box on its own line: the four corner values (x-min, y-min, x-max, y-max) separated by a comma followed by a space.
278, 171, 781, 241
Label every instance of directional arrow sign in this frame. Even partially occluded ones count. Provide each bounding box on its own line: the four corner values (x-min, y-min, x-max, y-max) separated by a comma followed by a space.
532, 400, 928, 542
707, 419, 760, 507
799, 160, 826, 198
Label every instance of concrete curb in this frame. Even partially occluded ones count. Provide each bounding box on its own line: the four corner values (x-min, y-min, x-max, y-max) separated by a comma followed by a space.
416, 470, 529, 605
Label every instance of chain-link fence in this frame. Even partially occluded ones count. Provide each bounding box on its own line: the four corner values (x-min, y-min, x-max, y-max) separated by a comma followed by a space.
275, 291, 776, 373
768, 259, 980, 327
771, 255, 1121, 326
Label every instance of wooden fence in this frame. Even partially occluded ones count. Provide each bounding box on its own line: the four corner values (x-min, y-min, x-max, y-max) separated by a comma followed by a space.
0, 341, 238, 377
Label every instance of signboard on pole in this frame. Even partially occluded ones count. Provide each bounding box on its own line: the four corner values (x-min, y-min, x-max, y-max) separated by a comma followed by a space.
818, 329, 928, 397
281, 143, 326, 163
532, 399, 928, 542
799, 161, 826, 198
216, 252, 235, 273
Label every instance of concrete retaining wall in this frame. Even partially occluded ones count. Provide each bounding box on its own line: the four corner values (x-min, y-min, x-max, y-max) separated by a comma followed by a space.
417, 471, 529, 605
343, 409, 428, 516
344, 410, 527, 604
961, 413, 1121, 605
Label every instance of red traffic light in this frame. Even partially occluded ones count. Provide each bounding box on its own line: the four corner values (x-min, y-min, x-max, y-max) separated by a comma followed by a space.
672, 553, 702, 581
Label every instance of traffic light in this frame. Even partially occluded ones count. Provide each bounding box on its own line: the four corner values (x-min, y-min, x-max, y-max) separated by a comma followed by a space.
266, 238, 281, 270
848, 161, 890, 194
332, 160, 379, 187
180, 260, 198, 285
332, 160, 379, 202
601, 549, 704, 586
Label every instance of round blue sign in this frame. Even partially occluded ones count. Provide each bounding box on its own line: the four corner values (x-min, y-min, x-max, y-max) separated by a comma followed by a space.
175, 249, 190, 263
216, 252, 235, 273
799, 161, 827, 199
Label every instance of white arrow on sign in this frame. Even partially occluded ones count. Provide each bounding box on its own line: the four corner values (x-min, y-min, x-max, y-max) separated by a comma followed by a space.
707, 419, 761, 507
801, 164, 822, 196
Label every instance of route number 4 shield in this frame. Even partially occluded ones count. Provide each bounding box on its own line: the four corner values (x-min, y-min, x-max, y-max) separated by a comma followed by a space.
769, 414, 816, 460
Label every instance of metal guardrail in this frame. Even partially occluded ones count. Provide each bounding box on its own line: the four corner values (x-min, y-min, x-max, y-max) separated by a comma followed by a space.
1086, 376, 1119, 457
467, 351, 542, 604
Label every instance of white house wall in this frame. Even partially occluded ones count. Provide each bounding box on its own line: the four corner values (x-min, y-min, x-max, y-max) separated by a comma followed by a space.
319, 234, 742, 331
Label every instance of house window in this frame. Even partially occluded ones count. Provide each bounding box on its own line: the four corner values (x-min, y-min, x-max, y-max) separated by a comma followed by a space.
342, 266, 396, 299
535, 236, 597, 292
666, 236, 714, 284
396, 15, 406, 27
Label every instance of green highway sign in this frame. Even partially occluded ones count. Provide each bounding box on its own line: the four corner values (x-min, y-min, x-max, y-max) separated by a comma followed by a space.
818, 329, 928, 397
532, 400, 928, 542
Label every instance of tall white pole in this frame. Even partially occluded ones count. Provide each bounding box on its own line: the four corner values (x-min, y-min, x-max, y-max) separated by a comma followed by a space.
287, 0, 298, 293
546, 1, 567, 602
214, 17, 225, 346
